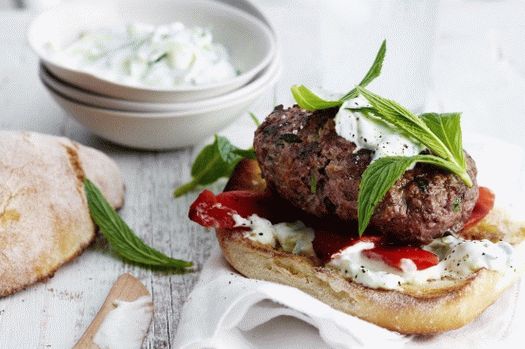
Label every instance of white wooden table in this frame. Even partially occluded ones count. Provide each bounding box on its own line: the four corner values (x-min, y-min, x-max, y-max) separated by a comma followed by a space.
0, 1, 524, 347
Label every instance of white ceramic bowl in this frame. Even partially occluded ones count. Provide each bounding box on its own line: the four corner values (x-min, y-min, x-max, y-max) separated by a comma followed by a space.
28, 0, 276, 103
44, 63, 281, 150
39, 53, 280, 112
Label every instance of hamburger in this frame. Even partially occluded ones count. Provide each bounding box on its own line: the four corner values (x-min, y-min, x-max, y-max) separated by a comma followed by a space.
184, 41, 525, 334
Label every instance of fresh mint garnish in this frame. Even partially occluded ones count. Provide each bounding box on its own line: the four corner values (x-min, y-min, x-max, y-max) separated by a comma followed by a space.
355, 88, 472, 235
355, 86, 471, 187
84, 178, 192, 270
290, 40, 386, 111
289, 39, 472, 235
249, 112, 261, 127
358, 154, 471, 235
173, 135, 255, 197
310, 173, 318, 194
174, 112, 261, 197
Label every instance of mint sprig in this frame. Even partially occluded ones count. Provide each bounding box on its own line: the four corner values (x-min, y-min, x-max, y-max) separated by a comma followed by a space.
355, 87, 473, 235
249, 112, 261, 127
358, 154, 471, 235
84, 178, 193, 270
355, 86, 472, 187
291, 40, 386, 111
420, 112, 466, 169
174, 113, 260, 197
358, 156, 416, 235
174, 135, 255, 197
290, 86, 342, 111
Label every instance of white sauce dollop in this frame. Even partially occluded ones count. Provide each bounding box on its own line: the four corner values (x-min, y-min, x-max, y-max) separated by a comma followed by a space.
46, 22, 237, 88
329, 234, 518, 290
93, 295, 153, 349
235, 214, 520, 291
329, 241, 407, 290
334, 97, 426, 161
233, 214, 315, 256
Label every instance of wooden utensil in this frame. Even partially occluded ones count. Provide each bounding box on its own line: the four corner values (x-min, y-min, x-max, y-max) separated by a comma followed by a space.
73, 273, 151, 349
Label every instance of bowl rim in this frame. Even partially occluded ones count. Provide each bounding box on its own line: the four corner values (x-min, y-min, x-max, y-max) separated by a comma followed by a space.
27, 0, 276, 94
39, 53, 280, 112
46, 60, 282, 119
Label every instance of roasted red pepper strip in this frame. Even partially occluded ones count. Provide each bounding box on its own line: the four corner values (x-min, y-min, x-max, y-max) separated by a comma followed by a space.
314, 231, 438, 271
464, 186, 495, 229
313, 230, 380, 262
190, 190, 439, 271
188, 189, 274, 229
363, 246, 439, 271
215, 190, 274, 219
189, 190, 238, 229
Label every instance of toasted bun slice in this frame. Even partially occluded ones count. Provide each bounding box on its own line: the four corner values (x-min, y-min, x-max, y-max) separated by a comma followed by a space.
0, 131, 124, 296
216, 159, 525, 334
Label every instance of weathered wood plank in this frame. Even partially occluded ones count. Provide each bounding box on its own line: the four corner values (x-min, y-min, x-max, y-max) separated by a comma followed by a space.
0, 11, 277, 348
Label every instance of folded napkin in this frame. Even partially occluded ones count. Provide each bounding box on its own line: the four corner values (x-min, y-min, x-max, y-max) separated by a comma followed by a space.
174, 134, 525, 349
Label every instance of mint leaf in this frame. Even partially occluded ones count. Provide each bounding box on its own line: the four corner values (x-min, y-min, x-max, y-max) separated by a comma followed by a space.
249, 112, 261, 127
291, 40, 387, 111
232, 147, 256, 159
291, 85, 342, 111
174, 135, 254, 197
190, 136, 236, 184
358, 154, 471, 235
355, 86, 445, 156
354, 91, 472, 233
357, 39, 387, 87
341, 39, 387, 101
452, 197, 462, 213
413, 154, 466, 174
356, 87, 472, 187
309, 173, 318, 194
358, 156, 416, 235
420, 112, 466, 169
84, 178, 192, 270
214, 135, 246, 169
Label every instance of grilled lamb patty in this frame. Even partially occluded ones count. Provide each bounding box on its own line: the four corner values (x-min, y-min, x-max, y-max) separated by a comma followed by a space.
253, 105, 479, 244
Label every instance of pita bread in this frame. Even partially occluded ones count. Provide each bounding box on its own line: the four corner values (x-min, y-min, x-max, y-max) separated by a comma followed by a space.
0, 131, 124, 296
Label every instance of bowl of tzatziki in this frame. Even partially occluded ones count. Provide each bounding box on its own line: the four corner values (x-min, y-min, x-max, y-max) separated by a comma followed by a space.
28, 0, 276, 103
43, 56, 281, 149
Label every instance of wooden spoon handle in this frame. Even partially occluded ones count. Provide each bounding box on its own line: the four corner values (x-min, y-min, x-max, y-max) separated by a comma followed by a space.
73, 273, 151, 349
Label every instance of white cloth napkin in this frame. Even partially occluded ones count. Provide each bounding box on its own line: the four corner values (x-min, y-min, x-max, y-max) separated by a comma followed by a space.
174, 134, 525, 349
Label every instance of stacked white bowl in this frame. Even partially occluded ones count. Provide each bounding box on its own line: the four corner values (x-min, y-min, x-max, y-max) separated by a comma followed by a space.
28, 0, 280, 150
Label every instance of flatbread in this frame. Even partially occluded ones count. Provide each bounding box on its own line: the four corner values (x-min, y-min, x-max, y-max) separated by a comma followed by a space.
0, 131, 124, 296
217, 159, 525, 334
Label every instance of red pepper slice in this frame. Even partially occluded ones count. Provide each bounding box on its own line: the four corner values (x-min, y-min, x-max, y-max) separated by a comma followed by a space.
363, 246, 439, 271
189, 190, 238, 229
313, 230, 380, 262
188, 189, 275, 229
464, 187, 495, 229
315, 231, 438, 271
189, 190, 439, 271
215, 190, 274, 219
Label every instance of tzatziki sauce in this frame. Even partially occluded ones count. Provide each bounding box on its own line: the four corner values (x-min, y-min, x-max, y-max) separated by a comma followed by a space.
329, 234, 518, 290
234, 214, 520, 291
233, 214, 315, 257
46, 22, 237, 88
334, 97, 426, 161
